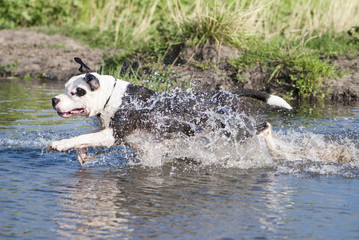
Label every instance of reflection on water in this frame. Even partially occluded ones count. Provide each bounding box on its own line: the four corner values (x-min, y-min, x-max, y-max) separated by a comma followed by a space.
1, 79, 359, 239
53, 167, 359, 239
0, 79, 59, 125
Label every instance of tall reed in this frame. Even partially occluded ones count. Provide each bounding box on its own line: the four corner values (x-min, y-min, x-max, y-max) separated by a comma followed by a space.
79, 0, 161, 46
265, 0, 359, 40
76, 0, 359, 47
166, 0, 268, 46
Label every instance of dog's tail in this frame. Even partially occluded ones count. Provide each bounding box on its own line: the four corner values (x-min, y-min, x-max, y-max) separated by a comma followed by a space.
234, 89, 292, 110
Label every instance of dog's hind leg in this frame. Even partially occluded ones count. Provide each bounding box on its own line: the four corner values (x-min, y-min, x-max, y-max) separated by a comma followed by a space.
256, 122, 281, 157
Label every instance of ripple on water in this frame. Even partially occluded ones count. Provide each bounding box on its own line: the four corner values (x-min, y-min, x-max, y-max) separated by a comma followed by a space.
1, 80, 359, 239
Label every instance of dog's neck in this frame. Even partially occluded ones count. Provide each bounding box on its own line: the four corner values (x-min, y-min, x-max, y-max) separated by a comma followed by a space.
103, 77, 117, 110
96, 77, 130, 128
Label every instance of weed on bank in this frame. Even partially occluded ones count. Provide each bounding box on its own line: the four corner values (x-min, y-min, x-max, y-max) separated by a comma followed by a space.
1, 0, 359, 99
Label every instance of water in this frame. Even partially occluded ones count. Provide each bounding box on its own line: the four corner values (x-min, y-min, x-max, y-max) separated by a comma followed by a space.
1, 79, 359, 239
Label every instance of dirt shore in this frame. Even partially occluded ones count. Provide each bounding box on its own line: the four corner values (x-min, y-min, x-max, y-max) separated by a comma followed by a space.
1, 29, 358, 103
0, 29, 104, 81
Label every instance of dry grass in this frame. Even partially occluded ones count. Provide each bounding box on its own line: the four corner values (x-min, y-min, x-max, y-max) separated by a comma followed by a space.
166, 0, 269, 45
264, 0, 359, 40
80, 0, 160, 45
77, 0, 359, 47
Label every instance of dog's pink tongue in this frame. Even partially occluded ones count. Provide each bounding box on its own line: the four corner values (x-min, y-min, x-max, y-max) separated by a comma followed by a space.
61, 112, 73, 118
60, 109, 84, 118
70, 109, 84, 115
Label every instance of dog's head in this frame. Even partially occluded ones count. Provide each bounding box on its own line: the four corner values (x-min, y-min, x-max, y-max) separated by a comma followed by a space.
52, 57, 128, 118
53, 58, 138, 119
52, 72, 106, 118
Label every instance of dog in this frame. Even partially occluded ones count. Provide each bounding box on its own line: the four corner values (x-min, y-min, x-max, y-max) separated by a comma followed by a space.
50, 58, 292, 165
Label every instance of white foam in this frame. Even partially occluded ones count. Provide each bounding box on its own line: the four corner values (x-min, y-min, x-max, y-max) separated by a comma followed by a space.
273, 130, 358, 163
121, 91, 359, 174
123, 126, 359, 178
125, 129, 274, 169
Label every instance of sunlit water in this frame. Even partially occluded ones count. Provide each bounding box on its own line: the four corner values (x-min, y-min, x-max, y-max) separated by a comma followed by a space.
1, 79, 359, 239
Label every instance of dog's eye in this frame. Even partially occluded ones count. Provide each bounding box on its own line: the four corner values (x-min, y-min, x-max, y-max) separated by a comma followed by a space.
76, 87, 87, 97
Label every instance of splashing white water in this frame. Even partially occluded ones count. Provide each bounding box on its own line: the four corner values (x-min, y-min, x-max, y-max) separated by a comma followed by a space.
127, 131, 272, 168
125, 127, 359, 173
110, 89, 359, 172
273, 130, 359, 163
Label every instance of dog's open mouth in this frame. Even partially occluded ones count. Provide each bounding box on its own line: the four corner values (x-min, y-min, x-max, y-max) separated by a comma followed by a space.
58, 108, 85, 118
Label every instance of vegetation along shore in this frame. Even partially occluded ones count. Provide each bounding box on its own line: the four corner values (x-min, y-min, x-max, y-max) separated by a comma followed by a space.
1, 0, 359, 104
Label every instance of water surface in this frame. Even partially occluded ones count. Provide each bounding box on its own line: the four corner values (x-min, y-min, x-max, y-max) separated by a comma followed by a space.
1, 79, 359, 239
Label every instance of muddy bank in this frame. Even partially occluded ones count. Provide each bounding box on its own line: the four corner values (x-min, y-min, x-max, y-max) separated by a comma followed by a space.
0, 29, 104, 81
0, 29, 358, 103
327, 56, 359, 103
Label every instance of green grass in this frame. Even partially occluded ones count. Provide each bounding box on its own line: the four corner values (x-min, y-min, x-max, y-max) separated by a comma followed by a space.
3, 0, 359, 49
0, 0, 79, 28
1, 0, 359, 98
280, 54, 338, 99
0, 61, 18, 77
229, 37, 343, 99
99, 60, 185, 92
303, 30, 359, 58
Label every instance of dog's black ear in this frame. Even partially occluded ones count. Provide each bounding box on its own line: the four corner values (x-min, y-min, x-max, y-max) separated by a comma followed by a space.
84, 73, 100, 91
74, 57, 92, 73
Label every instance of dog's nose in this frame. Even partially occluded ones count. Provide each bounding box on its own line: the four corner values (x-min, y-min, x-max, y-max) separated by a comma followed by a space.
52, 97, 60, 107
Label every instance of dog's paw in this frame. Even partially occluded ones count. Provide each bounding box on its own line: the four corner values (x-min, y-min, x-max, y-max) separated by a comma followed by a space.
76, 148, 88, 165
49, 140, 72, 152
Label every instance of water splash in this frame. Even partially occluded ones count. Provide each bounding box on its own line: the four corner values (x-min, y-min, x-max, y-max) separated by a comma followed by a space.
120, 90, 359, 173
125, 127, 359, 172
273, 130, 359, 163
1, 83, 358, 177
272, 130, 359, 177
121, 89, 270, 167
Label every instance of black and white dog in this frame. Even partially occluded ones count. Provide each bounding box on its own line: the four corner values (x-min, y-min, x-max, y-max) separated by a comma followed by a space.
50, 58, 291, 164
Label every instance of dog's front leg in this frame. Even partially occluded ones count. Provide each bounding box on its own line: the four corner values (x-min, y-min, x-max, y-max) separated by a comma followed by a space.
50, 128, 115, 152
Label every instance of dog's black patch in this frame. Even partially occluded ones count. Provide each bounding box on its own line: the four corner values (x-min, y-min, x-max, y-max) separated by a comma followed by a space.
76, 87, 87, 97
122, 84, 156, 104
109, 84, 156, 144
84, 73, 100, 91
110, 85, 258, 145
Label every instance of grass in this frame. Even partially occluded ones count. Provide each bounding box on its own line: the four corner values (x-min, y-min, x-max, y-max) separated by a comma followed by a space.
166, 0, 266, 47
304, 30, 359, 58
99, 61, 188, 92
229, 38, 342, 99
0, 61, 18, 77
1, 0, 359, 99
79, 0, 162, 46
263, 0, 359, 40
4, 0, 358, 49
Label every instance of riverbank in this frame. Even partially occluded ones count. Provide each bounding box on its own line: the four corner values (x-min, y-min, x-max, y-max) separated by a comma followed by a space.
0, 29, 358, 104
0, 29, 104, 81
